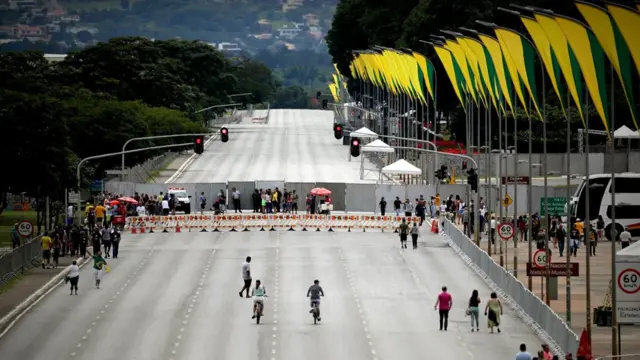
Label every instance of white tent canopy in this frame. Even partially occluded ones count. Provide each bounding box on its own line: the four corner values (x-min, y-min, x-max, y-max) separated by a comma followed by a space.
614, 125, 640, 139
362, 139, 394, 153
616, 239, 640, 262
350, 127, 378, 139
381, 159, 421, 175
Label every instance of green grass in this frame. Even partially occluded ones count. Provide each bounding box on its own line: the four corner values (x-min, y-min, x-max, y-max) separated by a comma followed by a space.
0, 211, 38, 248
60, 0, 121, 12
0, 274, 24, 294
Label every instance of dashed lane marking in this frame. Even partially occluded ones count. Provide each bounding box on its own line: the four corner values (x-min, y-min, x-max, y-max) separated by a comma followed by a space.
338, 248, 379, 360
68, 248, 155, 359
168, 250, 216, 360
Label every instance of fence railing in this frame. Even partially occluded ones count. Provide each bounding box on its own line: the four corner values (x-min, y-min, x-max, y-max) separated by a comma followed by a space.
0, 235, 42, 287
440, 219, 579, 357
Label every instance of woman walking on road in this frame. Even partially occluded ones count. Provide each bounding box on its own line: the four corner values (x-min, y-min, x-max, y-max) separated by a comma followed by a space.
467, 289, 480, 332
66, 260, 80, 295
410, 222, 420, 249
484, 292, 503, 333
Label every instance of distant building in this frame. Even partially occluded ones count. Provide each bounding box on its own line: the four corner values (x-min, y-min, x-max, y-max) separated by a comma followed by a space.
46, 9, 67, 22
44, 53, 67, 63
217, 42, 242, 52
303, 13, 319, 26
11, 25, 43, 38
282, 0, 303, 12
277, 25, 302, 40
257, 18, 272, 32
8, 0, 37, 10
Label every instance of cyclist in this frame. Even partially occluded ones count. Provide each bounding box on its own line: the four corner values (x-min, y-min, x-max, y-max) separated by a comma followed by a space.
307, 279, 325, 321
251, 280, 267, 319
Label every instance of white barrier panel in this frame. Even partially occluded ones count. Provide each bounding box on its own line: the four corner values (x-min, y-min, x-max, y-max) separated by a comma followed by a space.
125, 214, 422, 233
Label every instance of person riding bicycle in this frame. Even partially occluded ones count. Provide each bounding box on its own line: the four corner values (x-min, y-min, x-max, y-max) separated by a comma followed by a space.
307, 279, 325, 321
251, 280, 267, 319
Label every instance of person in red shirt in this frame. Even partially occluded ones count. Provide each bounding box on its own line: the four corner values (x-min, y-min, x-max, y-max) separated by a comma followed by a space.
434, 286, 453, 331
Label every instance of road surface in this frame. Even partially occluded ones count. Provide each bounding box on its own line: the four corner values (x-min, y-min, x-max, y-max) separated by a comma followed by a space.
169, 109, 381, 183
0, 230, 543, 360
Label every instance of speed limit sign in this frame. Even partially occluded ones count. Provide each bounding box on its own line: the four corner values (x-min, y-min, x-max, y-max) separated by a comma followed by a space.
497, 222, 514, 240
618, 268, 640, 295
17, 220, 34, 237
533, 249, 551, 269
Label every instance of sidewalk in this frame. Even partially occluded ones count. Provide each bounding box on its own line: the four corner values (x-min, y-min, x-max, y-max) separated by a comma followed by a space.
451, 222, 640, 357
0, 255, 76, 320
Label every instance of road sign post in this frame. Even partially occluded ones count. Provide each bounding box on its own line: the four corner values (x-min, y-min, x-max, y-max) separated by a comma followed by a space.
17, 220, 34, 237
502, 194, 512, 208
498, 222, 514, 241
540, 197, 567, 216
615, 262, 640, 324
533, 249, 551, 269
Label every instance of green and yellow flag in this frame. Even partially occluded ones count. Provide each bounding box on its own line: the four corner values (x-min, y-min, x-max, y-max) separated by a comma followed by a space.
328, 83, 339, 102
460, 36, 503, 114
494, 27, 543, 121
478, 33, 518, 116
555, 14, 611, 134
576, 1, 638, 130
412, 51, 436, 102
606, 3, 640, 87
433, 43, 467, 111
520, 15, 568, 120
534, 12, 585, 124
455, 37, 490, 108
444, 39, 478, 105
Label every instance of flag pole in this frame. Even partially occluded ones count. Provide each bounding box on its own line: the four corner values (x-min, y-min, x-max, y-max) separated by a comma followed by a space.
584, 79, 592, 345
487, 105, 493, 256
609, 63, 619, 357
513, 98, 519, 279
542, 55, 551, 306
565, 89, 572, 325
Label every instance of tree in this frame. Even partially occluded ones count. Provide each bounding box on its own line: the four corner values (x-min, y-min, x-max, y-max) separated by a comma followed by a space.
76, 30, 94, 43
232, 59, 277, 104
272, 85, 309, 109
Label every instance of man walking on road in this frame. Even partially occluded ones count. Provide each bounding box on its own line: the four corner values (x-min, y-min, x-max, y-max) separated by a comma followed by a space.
239, 256, 252, 298
434, 286, 452, 331
11, 224, 21, 249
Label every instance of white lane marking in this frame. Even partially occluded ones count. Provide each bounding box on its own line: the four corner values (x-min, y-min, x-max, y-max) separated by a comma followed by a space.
67, 248, 155, 359
168, 249, 216, 360
340, 248, 378, 360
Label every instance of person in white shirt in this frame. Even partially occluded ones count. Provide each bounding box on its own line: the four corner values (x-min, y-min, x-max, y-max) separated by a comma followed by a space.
136, 204, 146, 216
231, 188, 242, 213
620, 227, 632, 249
67, 260, 80, 295
67, 205, 74, 226
161, 199, 170, 216
239, 256, 252, 298
514, 343, 532, 360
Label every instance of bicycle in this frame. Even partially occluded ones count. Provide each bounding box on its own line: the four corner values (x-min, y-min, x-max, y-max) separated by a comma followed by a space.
254, 295, 267, 324
310, 302, 319, 324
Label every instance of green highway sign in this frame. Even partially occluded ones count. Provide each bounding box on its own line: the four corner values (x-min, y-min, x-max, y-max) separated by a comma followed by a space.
540, 197, 568, 216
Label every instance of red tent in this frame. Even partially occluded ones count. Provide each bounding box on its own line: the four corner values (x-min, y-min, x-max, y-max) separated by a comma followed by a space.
576, 328, 593, 360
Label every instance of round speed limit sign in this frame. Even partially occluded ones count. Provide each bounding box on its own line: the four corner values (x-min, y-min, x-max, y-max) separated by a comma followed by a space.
533, 249, 551, 269
497, 223, 514, 240
18, 220, 34, 237
618, 268, 640, 295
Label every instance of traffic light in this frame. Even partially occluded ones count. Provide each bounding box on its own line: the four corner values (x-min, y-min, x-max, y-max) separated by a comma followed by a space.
316, 91, 321, 99
462, 161, 467, 170
467, 168, 478, 192
241, 101, 247, 109
350, 137, 361, 157
322, 99, 328, 109
333, 123, 343, 140
220, 127, 229, 143
437, 165, 448, 180
194, 135, 204, 154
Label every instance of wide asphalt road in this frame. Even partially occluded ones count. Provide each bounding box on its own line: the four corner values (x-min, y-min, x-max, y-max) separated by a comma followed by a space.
169, 109, 380, 183
0, 230, 543, 360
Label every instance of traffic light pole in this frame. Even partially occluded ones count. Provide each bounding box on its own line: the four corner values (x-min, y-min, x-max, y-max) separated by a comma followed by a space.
121, 133, 212, 181
78, 142, 192, 225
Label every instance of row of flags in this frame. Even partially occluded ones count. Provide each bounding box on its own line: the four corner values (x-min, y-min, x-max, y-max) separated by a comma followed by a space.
345, 1, 640, 137
328, 63, 348, 103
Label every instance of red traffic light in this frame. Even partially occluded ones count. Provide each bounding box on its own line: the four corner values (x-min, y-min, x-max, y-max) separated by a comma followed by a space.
196, 138, 202, 144
336, 125, 341, 131
352, 139, 359, 146
221, 129, 228, 135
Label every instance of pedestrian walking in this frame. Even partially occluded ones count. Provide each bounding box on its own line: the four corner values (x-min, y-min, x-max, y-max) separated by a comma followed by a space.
484, 292, 503, 333
111, 227, 121, 258
398, 219, 409, 249
434, 286, 452, 331
199, 192, 207, 215
66, 260, 80, 295
569, 224, 580, 257
379, 197, 387, 216
239, 256, 252, 298
92, 227, 101, 255
410, 222, 420, 249
621, 227, 632, 249
92, 250, 107, 289
102, 225, 112, 258
52, 233, 61, 267
80, 226, 89, 258
11, 224, 21, 249
41, 232, 53, 269
467, 289, 481, 332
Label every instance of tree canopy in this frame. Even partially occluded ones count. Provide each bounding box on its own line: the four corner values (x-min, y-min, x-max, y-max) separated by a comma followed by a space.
0, 37, 289, 204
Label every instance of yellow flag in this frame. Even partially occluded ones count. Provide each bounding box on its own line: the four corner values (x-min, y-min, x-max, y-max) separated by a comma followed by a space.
607, 3, 640, 83
478, 34, 518, 117
433, 44, 466, 111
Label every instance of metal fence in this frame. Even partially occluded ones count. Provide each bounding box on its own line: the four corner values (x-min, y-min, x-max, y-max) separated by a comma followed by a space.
0, 235, 42, 287
440, 219, 579, 357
